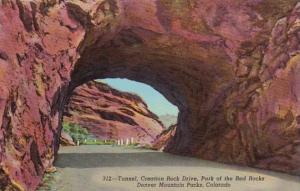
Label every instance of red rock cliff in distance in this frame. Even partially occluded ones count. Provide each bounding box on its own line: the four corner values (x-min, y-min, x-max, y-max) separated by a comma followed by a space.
1, 0, 300, 190
64, 81, 164, 145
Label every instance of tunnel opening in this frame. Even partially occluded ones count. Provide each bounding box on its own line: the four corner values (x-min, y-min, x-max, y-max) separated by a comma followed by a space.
60, 78, 179, 148
38, 78, 180, 190
63, 18, 237, 157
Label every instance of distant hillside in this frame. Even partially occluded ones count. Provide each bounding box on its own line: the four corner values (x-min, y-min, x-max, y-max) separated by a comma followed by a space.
158, 114, 177, 128
64, 81, 164, 145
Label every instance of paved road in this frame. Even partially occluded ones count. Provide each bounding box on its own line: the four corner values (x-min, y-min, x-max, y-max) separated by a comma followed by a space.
50, 145, 300, 191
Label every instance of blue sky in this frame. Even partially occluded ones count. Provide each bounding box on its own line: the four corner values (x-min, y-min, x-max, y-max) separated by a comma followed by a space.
97, 78, 178, 116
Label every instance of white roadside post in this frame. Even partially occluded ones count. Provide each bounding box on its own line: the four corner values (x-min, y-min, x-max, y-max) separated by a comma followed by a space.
126, 138, 129, 146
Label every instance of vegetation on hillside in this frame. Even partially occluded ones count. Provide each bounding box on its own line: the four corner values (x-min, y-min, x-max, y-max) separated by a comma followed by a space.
62, 122, 139, 146
62, 122, 89, 143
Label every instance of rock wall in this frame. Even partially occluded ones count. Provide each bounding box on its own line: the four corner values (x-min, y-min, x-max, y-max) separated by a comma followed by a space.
0, 0, 300, 190
64, 81, 164, 145
152, 124, 176, 151
60, 131, 75, 146
0, 1, 85, 190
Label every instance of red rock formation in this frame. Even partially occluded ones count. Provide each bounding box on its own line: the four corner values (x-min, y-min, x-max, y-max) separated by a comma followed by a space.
152, 125, 176, 151
60, 131, 75, 146
64, 81, 164, 145
0, 1, 85, 190
0, 0, 300, 190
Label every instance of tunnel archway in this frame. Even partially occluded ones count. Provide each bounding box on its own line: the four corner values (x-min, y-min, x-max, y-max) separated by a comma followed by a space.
65, 24, 235, 157
61, 0, 300, 174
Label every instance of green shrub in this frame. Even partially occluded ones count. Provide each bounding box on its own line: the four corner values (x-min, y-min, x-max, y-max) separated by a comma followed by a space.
62, 122, 89, 143
84, 140, 116, 145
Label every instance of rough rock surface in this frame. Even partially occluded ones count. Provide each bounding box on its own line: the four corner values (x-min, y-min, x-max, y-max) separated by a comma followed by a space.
64, 81, 164, 145
0, 0, 300, 190
60, 131, 75, 146
152, 125, 176, 151
0, 1, 84, 190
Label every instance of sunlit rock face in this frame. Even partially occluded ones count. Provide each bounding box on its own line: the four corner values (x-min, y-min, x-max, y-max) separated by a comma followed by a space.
0, 0, 300, 190
64, 81, 164, 145
60, 131, 75, 146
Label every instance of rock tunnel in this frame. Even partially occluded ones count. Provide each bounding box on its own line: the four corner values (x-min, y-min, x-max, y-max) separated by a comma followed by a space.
0, 0, 300, 190
69, 23, 235, 156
